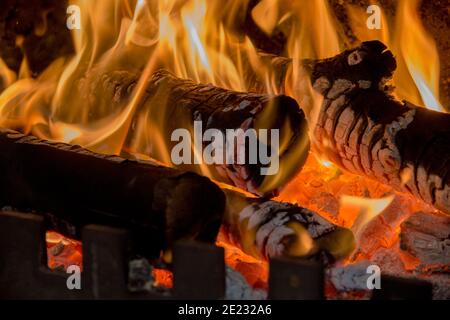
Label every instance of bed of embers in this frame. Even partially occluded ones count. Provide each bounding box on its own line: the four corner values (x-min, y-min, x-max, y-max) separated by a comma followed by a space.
0, 0, 449, 299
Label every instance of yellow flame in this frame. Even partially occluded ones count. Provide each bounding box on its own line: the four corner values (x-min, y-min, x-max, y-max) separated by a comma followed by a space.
0, 58, 16, 89
394, 0, 443, 112
251, 0, 280, 36
345, 0, 443, 112
340, 194, 395, 238
285, 0, 340, 126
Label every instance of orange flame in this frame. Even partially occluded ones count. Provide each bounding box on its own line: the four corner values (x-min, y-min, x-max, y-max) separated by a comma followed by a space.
345, 0, 443, 112
340, 194, 395, 238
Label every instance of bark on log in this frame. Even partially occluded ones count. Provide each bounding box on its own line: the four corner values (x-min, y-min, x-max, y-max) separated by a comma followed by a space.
221, 188, 355, 263
304, 40, 450, 216
89, 69, 309, 197
0, 127, 225, 259
400, 211, 450, 273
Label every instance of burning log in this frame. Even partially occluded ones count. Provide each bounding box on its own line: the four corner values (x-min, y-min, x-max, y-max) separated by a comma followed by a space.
0, 128, 226, 259
400, 212, 450, 273
93, 69, 309, 197
303, 40, 450, 215
221, 188, 355, 263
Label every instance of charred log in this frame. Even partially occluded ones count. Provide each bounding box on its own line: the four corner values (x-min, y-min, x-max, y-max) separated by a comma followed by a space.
400, 211, 450, 273
222, 188, 355, 263
0, 128, 225, 259
304, 40, 450, 216
88, 69, 309, 197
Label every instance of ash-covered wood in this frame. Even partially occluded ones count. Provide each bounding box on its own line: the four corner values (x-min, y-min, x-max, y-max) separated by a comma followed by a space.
400, 211, 450, 273
304, 40, 450, 215
328, 261, 372, 292
0, 128, 225, 259
225, 266, 266, 300
221, 188, 355, 263
91, 69, 309, 197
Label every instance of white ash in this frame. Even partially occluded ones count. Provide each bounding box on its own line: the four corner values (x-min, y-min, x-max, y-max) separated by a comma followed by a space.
313, 76, 331, 94
225, 267, 267, 300
265, 226, 295, 257
327, 79, 354, 99
128, 258, 155, 292
430, 274, 450, 300
329, 261, 372, 292
347, 51, 365, 66
255, 212, 290, 253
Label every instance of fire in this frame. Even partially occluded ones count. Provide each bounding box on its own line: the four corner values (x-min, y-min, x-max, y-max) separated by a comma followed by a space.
0, 58, 16, 89
0, 0, 446, 293
340, 194, 395, 238
0, 0, 444, 161
345, 0, 443, 112
46, 231, 82, 270
395, 0, 443, 111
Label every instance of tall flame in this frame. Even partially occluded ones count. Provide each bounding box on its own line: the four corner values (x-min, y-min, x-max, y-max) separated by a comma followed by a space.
394, 0, 443, 111
340, 194, 395, 238
345, 0, 444, 112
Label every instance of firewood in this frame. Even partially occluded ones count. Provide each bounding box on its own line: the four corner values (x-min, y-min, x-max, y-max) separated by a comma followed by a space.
302, 40, 450, 215
400, 211, 450, 273
221, 188, 355, 263
0, 127, 225, 259
87, 69, 309, 197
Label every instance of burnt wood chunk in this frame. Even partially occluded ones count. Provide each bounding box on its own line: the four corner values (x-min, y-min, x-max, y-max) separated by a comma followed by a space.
305, 40, 450, 215
221, 188, 355, 262
92, 69, 309, 197
400, 212, 450, 273
0, 128, 225, 259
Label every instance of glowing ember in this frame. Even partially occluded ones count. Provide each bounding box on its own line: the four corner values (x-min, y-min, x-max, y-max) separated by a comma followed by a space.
46, 231, 82, 271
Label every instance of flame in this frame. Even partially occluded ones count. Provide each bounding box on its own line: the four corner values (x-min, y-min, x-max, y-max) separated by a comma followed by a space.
345, 0, 443, 112
0, 58, 16, 89
340, 194, 395, 237
0, 0, 447, 293
0, 0, 443, 165
251, 0, 280, 36
394, 0, 443, 112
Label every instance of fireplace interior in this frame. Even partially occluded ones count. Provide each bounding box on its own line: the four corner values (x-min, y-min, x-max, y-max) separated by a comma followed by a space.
0, 0, 449, 300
